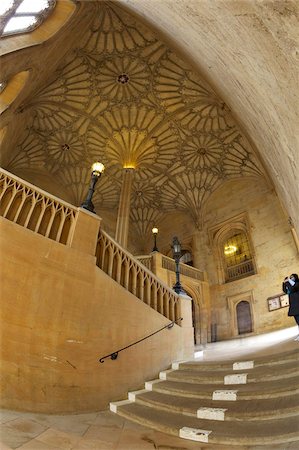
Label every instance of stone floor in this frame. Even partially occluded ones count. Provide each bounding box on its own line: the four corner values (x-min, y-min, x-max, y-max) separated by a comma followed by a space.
1, 326, 298, 450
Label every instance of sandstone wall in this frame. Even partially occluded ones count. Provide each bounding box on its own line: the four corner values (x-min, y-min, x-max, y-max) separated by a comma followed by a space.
201, 178, 298, 339
0, 217, 193, 413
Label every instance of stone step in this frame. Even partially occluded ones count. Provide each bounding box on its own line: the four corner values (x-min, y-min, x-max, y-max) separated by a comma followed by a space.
132, 390, 299, 421
148, 375, 299, 400
176, 348, 299, 372
162, 361, 299, 385
111, 402, 299, 445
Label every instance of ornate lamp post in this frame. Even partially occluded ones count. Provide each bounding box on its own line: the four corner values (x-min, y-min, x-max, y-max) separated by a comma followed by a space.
152, 226, 159, 252
81, 162, 105, 213
171, 236, 186, 295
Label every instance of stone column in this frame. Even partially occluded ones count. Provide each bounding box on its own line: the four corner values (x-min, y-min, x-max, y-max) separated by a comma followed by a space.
192, 230, 203, 269
115, 168, 134, 248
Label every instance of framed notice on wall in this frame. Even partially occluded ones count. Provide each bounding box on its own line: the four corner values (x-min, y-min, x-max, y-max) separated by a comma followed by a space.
267, 293, 289, 312
280, 294, 289, 308
268, 297, 280, 311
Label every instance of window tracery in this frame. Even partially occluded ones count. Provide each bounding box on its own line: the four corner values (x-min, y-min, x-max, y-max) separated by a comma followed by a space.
0, 0, 55, 37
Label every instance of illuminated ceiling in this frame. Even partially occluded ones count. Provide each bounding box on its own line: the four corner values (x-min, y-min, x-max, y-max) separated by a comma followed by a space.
1, 1, 265, 245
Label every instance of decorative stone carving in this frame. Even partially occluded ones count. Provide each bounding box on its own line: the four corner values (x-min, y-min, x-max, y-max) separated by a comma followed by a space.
3, 1, 266, 245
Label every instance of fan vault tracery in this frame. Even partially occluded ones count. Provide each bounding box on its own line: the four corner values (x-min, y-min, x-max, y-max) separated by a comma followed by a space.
3, 1, 265, 248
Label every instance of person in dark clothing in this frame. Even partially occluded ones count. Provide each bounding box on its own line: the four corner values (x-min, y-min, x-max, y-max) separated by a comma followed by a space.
282, 273, 299, 341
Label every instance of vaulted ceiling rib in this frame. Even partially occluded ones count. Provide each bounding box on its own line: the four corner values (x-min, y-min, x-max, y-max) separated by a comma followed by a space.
2, 1, 265, 245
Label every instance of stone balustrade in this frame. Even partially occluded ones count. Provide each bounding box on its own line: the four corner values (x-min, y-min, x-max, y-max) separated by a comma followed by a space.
0, 168, 77, 245
0, 167, 183, 325
161, 255, 205, 281
226, 259, 255, 281
136, 253, 205, 282
96, 230, 181, 323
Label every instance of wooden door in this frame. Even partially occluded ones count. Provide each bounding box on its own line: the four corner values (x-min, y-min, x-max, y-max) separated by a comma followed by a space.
236, 301, 252, 334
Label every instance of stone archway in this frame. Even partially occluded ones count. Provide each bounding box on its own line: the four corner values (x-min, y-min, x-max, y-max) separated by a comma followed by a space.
179, 280, 209, 345
227, 291, 255, 337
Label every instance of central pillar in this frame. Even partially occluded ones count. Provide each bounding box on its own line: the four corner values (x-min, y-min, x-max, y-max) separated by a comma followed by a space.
115, 168, 134, 248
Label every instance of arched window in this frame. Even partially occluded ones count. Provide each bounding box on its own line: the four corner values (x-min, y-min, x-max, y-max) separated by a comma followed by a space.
209, 213, 257, 284
222, 230, 255, 282
0, 0, 56, 37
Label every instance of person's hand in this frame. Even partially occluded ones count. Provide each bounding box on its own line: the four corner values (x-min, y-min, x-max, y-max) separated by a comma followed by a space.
284, 276, 289, 282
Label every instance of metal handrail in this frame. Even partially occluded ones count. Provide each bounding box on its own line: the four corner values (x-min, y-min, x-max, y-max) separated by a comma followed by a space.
98, 317, 183, 363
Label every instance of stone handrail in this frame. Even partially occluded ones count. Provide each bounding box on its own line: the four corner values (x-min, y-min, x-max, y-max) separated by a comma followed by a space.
0, 167, 77, 245
161, 254, 205, 281
96, 230, 181, 322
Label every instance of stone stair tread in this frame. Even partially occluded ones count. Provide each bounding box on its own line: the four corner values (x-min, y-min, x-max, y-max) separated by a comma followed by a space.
166, 362, 299, 383
152, 376, 299, 399
116, 402, 299, 444
185, 348, 299, 371
134, 390, 299, 419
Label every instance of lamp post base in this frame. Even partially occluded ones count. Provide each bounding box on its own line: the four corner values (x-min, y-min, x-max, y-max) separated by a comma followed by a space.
81, 201, 95, 213
173, 282, 187, 296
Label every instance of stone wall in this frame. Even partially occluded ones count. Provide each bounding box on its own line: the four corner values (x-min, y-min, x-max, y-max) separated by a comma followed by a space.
0, 217, 193, 413
199, 177, 298, 339
156, 176, 298, 340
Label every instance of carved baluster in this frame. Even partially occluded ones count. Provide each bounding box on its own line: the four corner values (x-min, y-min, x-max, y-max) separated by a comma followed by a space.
157, 288, 164, 315
23, 198, 37, 228
163, 291, 169, 320
152, 283, 157, 311
108, 245, 114, 277
65, 212, 76, 246
0, 178, 9, 203
124, 260, 130, 290
139, 271, 144, 302
12, 190, 27, 223
98, 238, 106, 271
44, 205, 56, 238
131, 265, 137, 296
3, 185, 17, 218
116, 252, 122, 284
145, 277, 151, 305
34, 198, 49, 233
55, 210, 67, 242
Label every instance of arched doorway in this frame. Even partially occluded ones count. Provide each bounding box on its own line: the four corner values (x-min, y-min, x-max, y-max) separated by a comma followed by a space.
236, 300, 252, 334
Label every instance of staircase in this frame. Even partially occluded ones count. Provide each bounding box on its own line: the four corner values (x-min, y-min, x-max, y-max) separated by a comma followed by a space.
110, 346, 299, 445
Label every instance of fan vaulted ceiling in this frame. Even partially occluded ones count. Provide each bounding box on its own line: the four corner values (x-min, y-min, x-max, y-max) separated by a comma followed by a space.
1, 1, 265, 245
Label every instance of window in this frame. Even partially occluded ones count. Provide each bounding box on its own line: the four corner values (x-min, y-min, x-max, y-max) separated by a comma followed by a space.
0, 81, 7, 93
0, 0, 55, 37
209, 212, 257, 284
222, 231, 255, 282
